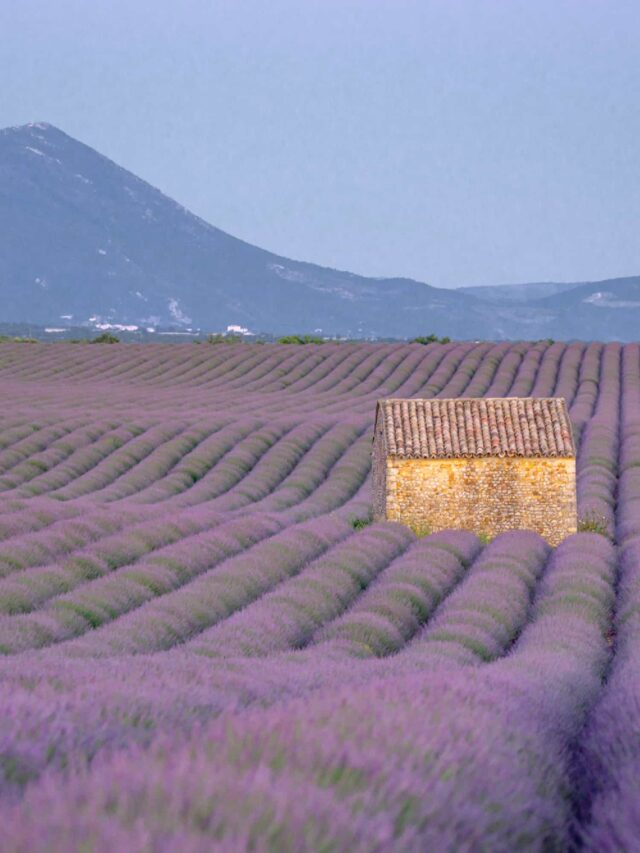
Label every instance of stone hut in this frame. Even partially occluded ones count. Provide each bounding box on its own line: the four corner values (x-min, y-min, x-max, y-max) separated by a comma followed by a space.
372, 397, 577, 546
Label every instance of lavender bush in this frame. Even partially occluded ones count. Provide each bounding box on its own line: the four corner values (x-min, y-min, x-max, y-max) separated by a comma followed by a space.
0, 341, 635, 848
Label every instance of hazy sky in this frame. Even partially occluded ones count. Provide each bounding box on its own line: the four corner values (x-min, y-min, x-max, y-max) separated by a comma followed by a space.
1, 0, 639, 288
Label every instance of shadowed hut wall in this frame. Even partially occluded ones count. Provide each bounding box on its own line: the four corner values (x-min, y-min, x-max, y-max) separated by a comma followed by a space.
372, 429, 387, 520
384, 456, 577, 546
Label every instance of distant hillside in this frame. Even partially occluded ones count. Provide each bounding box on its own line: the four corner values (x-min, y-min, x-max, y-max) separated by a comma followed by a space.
0, 122, 638, 340
457, 282, 583, 304
527, 276, 640, 340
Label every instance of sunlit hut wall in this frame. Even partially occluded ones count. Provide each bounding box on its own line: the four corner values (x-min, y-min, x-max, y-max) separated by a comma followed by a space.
373, 398, 577, 546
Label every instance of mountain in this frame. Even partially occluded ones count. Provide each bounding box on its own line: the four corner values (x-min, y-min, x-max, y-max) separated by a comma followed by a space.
0, 122, 485, 338
0, 122, 638, 341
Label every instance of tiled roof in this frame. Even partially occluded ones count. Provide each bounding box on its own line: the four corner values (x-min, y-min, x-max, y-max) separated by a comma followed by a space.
375, 397, 575, 459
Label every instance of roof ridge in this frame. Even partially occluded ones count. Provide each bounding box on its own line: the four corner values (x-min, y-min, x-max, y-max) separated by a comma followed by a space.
375, 397, 575, 459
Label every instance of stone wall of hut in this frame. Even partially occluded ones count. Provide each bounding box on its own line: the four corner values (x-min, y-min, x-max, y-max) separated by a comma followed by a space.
372, 431, 387, 521
379, 456, 577, 546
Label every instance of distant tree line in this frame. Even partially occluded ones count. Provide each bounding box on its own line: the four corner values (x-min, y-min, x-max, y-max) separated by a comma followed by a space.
0, 329, 459, 346
410, 334, 451, 344
276, 335, 325, 344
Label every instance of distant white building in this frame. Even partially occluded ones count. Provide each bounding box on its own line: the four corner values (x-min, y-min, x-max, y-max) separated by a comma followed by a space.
95, 323, 139, 332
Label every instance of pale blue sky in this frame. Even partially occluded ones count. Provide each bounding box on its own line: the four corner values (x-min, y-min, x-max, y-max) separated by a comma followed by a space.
1, 0, 639, 287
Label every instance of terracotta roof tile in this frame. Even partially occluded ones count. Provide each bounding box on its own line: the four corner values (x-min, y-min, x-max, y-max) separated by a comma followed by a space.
375, 397, 575, 459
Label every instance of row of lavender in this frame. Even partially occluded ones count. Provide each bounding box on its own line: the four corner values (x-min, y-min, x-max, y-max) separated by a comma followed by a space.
0, 530, 617, 848
0, 339, 613, 423
0, 341, 620, 579
0, 341, 597, 655
0, 341, 637, 848
0, 342, 619, 508
0, 530, 624, 846
569, 343, 640, 848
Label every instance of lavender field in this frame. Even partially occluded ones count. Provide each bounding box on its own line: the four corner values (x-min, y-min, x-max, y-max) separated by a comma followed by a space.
0, 340, 637, 851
